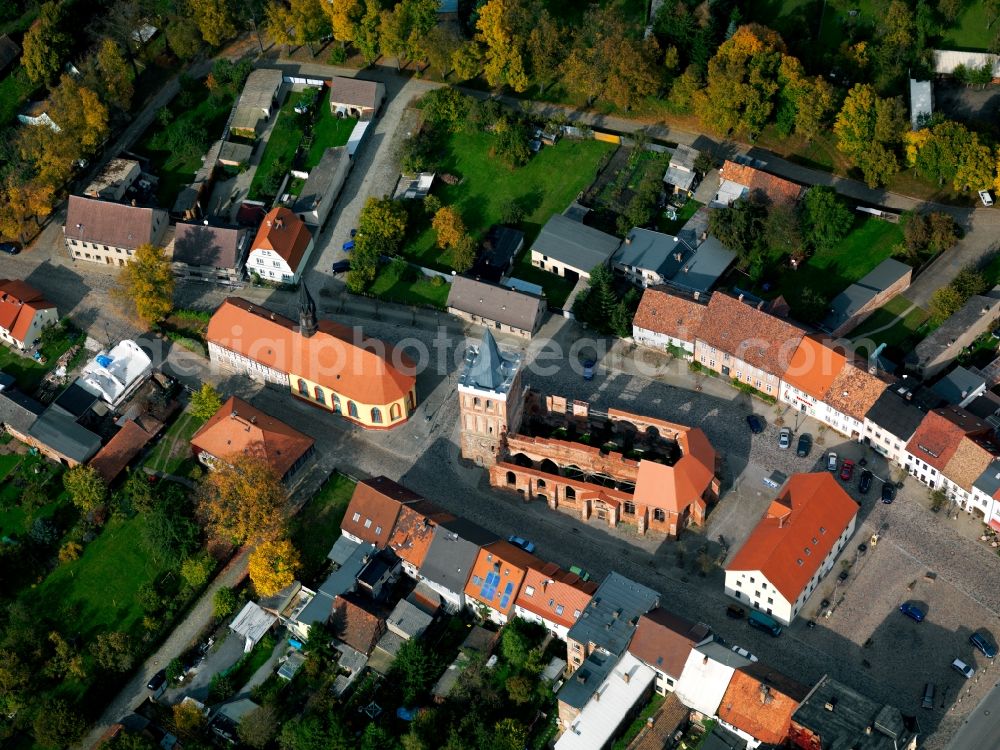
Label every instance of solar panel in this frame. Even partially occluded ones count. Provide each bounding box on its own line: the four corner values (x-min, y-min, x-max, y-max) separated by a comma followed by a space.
480, 571, 500, 601
498, 582, 514, 610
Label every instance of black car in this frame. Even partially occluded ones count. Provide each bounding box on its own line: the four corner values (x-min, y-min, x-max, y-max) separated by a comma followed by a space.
0, 242, 19, 255
746, 415, 765, 434
331, 260, 350, 274
858, 470, 873, 494
881, 482, 896, 504
796, 433, 812, 457
838, 570, 849, 582
146, 669, 167, 692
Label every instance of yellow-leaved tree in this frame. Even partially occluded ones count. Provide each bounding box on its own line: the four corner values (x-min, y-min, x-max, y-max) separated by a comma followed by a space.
197, 452, 287, 545
113, 243, 175, 326
248, 538, 300, 596
476, 0, 530, 92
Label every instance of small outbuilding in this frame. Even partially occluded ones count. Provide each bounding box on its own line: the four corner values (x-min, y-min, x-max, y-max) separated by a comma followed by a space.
293, 146, 351, 227
328, 76, 385, 121
229, 602, 278, 652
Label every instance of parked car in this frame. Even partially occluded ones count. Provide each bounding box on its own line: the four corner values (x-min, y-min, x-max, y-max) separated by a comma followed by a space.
726, 604, 745, 619
331, 260, 350, 274
980, 189, 994, 207
342, 240, 355, 252
569, 565, 591, 582
952, 658, 975, 679
796, 433, 812, 457
507, 535, 536, 554
746, 415, 765, 434
582, 360, 596, 381
922, 682, 936, 709
146, 669, 167, 692
839, 459, 855, 482
0, 242, 19, 255
827, 452, 838, 472
899, 601, 925, 622
731, 645, 759, 662
838, 569, 849, 582
881, 482, 897, 504
970, 631, 998, 658
778, 427, 791, 450
859, 470, 873, 494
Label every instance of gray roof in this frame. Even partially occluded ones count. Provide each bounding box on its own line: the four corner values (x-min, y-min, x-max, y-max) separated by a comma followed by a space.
909, 78, 933, 129
459, 329, 522, 394
670, 144, 698, 171
293, 146, 349, 215
173, 222, 248, 270
472, 225, 524, 282
791, 675, 917, 750
27, 410, 101, 463
65, 196, 167, 251
557, 649, 618, 709
218, 141, 253, 165
822, 259, 912, 332
701, 724, 749, 750
0, 389, 43, 433
0, 35, 20, 72
231, 68, 282, 132
697, 639, 754, 668
566, 571, 660, 656
615, 228, 695, 278
386, 598, 433, 638
328, 534, 361, 565
329, 76, 382, 110
912, 289, 1000, 367
864, 386, 929, 441
973, 459, 1000, 498
298, 542, 375, 627
931, 366, 986, 406
672, 236, 736, 293
215, 698, 260, 724
419, 517, 497, 593
664, 166, 696, 191
533, 214, 621, 273
447, 276, 543, 333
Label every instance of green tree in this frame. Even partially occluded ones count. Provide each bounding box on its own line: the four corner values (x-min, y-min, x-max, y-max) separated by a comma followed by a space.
358, 196, 408, 256
180, 554, 215, 589
451, 40, 484, 81
762, 202, 803, 261
114, 243, 175, 326
354, 0, 382, 64
799, 186, 853, 252
360, 724, 395, 750
91, 631, 135, 672
951, 267, 988, 299
424, 24, 462, 77
500, 617, 538, 669
492, 115, 530, 167
708, 196, 767, 261
239, 704, 279, 749
214, 586, 238, 618
96, 39, 134, 110
165, 16, 204, 60
64, 464, 108, 514
33, 699, 86, 749
452, 234, 477, 273
391, 639, 437, 704
279, 714, 351, 750
22, 2, 70, 84
190, 382, 223, 419
929, 285, 964, 325
189, 0, 237, 45
490, 719, 528, 750
834, 84, 907, 187
526, 8, 564, 92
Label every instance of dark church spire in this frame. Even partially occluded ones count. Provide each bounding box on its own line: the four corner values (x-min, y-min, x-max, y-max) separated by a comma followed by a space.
299, 282, 317, 338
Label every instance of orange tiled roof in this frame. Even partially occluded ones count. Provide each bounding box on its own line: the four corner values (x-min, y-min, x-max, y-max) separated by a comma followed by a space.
251, 207, 312, 272
89, 419, 158, 484
905, 408, 992, 473
717, 666, 809, 745
0, 280, 55, 345
632, 287, 707, 342
190, 396, 314, 478
207, 298, 416, 407
633, 427, 716, 514
341, 476, 422, 548
515, 563, 597, 630
331, 594, 385, 655
719, 161, 805, 206
944, 437, 1000, 492
822, 364, 888, 421
629, 608, 709, 679
726, 473, 858, 603
387, 498, 456, 570
782, 336, 847, 400
697, 294, 805, 376
464, 541, 544, 616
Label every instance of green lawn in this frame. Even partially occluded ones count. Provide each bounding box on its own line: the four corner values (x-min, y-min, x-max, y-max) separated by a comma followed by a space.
0, 330, 77, 393
306, 89, 357, 169
291, 471, 356, 585
368, 262, 453, 308
143, 409, 208, 475
849, 296, 930, 358
658, 199, 703, 235
0, 66, 41, 127
248, 91, 309, 200
940, 1, 995, 50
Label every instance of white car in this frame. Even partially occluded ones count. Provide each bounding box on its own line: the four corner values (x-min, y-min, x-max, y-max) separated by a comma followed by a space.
778, 427, 791, 450
952, 658, 975, 679
979, 190, 994, 207
731, 645, 759, 662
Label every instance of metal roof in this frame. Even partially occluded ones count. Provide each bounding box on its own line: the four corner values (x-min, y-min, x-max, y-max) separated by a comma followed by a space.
566, 572, 660, 657
532, 214, 621, 273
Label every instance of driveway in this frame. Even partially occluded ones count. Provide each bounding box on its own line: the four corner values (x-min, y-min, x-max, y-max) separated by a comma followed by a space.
161, 632, 246, 705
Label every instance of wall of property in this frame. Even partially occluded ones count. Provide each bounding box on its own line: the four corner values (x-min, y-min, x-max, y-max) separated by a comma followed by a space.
288, 371, 415, 429
632, 326, 695, 355
448, 307, 536, 339
694, 341, 779, 397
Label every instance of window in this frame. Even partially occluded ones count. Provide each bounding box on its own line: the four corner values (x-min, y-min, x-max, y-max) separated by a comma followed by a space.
472, 575, 482, 586
524, 586, 535, 597
390, 403, 401, 420
819, 526, 827, 534
555, 604, 564, 615
623, 500, 635, 514
371, 407, 382, 424
768, 597, 774, 604
272, 260, 280, 267
364, 519, 372, 528
332, 394, 341, 413
297, 379, 308, 395
352, 512, 361, 522
736, 580, 741, 587
750, 577, 755, 583
257, 258, 264, 265
348, 401, 358, 418
804, 548, 811, 555
573, 609, 581, 619
653, 509, 666, 522
474, 397, 480, 407
755, 591, 760, 598
314, 386, 325, 405
375, 526, 382, 535
282, 274, 292, 283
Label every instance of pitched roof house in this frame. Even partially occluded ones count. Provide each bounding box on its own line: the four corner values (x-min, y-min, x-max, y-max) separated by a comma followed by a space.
904, 407, 992, 476
328, 76, 385, 120
566, 572, 660, 666
447, 276, 545, 339
190, 396, 315, 483
89, 419, 161, 484
820, 364, 889, 439
513, 562, 598, 639
292, 146, 351, 227
628, 608, 712, 694
632, 287, 707, 354
0, 280, 58, 350
725, 473, 859, 625
781, 336, 847, 402
714, 161, 805, 207
330, 594, 386, 656
613, 229, 734, 292
246, 207, 314, 284
171, 222, 250, 285
418, 517, 498, 613
230, 68, 282, 136
64, 196, 168, 266
385, 496, 456, 577
464, 540, 545, 623
716, 666, 810, 747
820, 258, 912, 336
341, 475, 424, 548
530, 214, 622, 281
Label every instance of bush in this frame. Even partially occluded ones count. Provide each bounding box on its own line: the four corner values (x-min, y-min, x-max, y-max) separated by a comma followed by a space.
430, 275, 445, 287
328, 47, 347, 64
214, 586, 238, 618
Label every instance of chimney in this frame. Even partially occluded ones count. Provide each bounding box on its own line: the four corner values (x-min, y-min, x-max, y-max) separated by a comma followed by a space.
203, 219, 209, 226
865, 726, 873, 735
625, 235, 633, 245
757, 300, 765, 310
623, 670, 631, 684
693, 291, 700, 300
275, 217, 284, 229
703, 655, 709, 665
738, 293, 744, 302
673, 252, 683, 262
824, 697, 837, 712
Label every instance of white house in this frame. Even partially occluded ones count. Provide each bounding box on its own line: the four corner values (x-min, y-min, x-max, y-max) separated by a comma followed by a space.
674, 640, 749, 718
862, 384, 928, 466
724, 473, 858, 625
812, 364, 887, 441
631, 287, 707, 356
0, 280, 57, 351
78, 339, 153, 407
246, 207, 315, 285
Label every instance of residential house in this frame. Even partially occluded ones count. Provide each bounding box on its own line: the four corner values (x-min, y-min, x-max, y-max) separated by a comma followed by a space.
909, 78, 933, 129
417, 517, 499, 613
863, 385, 930, 465
170, 221, 250, 285
663, 144, 700, 195
210, 699, 261, 743
0, 280, 57, 351
230, 68, 283, 137
292, 541, 376, 636
471, 225, 524, 282
0, 388, 44, 443
820, 259, 912, 336
628, 609, 712, 695
206, 291, 418, 428
190, 396, 316, 484
173, 139, 222, 219
88, 418, 161, 485
716, 666, 809, 749
386, 598, 433, 640
565, 571, 660, 670
674, 640, 754, 719
229, 602, 278, 652
631, 287, 707, 356
340, 476, 448, 559
512, 562, 597, 640
463, 540, 542, 624
909, 287, 1000, 377
788, 674, 918, 750
694, 293, 805, 399
77, 339, 152, 407
385, 494, 456, 578
713, 161, 804, 207
245, 207, 314, 284
328, 76, 385, 120
356, 548, 401, 600
330, 594, 386, 656
292, 146, 351, 227
0, 35, 20, 76
625, 693, 690, 750
218, 141, 253, 167
971, 461, 1000, 532
64, 196, 168, 267
818, 364, 888, 440
930, 366, 986, 407
24, 408, 102, 466
779, 336, 847, 419
724, 473, 859, 625
613, 229, 735, 293
554, 652, 656, 747
83, 158, 141, 202
530, 214, 622, 283
447, 276, 545, 339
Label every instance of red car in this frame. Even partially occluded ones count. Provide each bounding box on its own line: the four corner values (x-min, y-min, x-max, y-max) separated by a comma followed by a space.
839, 459, 855, 482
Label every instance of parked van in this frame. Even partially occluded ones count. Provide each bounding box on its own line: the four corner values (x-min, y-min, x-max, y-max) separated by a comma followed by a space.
748, 609, 783, 637
921, 682, 936, 709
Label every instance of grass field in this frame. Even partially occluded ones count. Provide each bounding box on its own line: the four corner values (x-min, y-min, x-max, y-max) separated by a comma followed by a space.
849, 295, 930, 357
291, 471, 356, 584
143, 409, 208, 476
249, 92, 309, 200
306, 90, 357, 169
0, 331, 76, 393
368, 261, 452, 309
0, 66, 41, 128
940, 1, 995, 50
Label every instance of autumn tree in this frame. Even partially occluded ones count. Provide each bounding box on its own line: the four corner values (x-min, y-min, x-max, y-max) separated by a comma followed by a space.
526, 8, 564, 93
165, 16, 204, 60
266, 0, 296, 51
452, 234, 477, 273
909, 120, 996, 192
189, 0, 237, 46
22, 1, 70, 84
173, 700, 207, 736
477, 0, 531, 91
114, 243, 174, 326
776, 55, 836, 141
354, 0, 382, 64
180, 554, 214, 589
96, 39, 134, 110
91, 631, 135, 671
348, 196, 408, 291
249, 537, 300, 596
64, 464, 108, 514
423, 25, 461, 77
324, 0, 363, 45
33, 699, 86, 749
834, 84, 907, 187
287, 0, 332, 55
0, 649, 29, 718
432, 205, 466, 250
197, 452, 288, 544
238, 704, 279, 748
190, 382, 223, 420
451, 40, 484, 81
214, 586, 238, 617
871, 0, 916, 90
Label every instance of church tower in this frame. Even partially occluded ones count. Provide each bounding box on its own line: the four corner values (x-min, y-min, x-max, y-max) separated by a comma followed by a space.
298, 282, 318, 338
458, 329, 524, 466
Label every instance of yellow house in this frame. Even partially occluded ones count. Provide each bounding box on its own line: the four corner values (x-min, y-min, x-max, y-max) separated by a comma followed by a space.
206, 289, 418, 430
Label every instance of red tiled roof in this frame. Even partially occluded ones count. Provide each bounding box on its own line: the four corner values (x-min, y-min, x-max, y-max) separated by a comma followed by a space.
782, 336, 847, 400
190, 396, 314, 479
717, 666, 809, 745
88, 419, 158, 484
0, 279, 56, 345
464, 541, 546, 616
629, 608, 710, 679
207, 298, 416, 407
633, 427, 716, 514
697, 294, 805, 377
719, 161, 805, 205
822, 364, 888, 422
341, 476, 421, 548
387, 498, 456, 570
905, 408, 992, 473
726, 473, 858, 603
331, 594, 385, 655
944, 437, 1000, 492
515, 563, 597, 630
251, 208, 312, 272
632, 288, 707, 343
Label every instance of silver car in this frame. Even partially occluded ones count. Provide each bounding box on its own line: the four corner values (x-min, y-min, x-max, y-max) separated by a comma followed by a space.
778, 427, 791, 450
827, 452, 838, 472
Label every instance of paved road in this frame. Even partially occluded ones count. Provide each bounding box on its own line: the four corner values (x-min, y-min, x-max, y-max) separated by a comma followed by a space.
945, 679, 1000, 750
